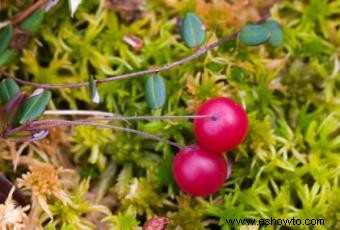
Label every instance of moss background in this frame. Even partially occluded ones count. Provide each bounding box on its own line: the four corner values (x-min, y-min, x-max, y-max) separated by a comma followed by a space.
0, 0, 339, 229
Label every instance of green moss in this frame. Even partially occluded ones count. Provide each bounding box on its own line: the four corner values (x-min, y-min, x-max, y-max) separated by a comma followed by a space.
0, 0, 339, 229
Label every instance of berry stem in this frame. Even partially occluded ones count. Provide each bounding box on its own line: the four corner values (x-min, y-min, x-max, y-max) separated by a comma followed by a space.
44, 110, 117, 117
0, 32, 238, 88
25, 120, 185, 149
44, 110, 214, 120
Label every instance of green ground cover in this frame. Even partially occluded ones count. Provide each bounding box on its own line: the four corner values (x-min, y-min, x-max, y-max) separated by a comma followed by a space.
0, 0, 339, 229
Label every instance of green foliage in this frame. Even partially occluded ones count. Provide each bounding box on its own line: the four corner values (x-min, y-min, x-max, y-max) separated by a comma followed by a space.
181, 12, 206, 48
47, 179, 110, 229
169, 195, 207, 229
17, 90, 51, 124
0, 25, 13, 54
156, 152, 175, 188
0, 0, 339, 229
239, 24, 271, 46
71, 125, 114, 171
103, 206, 140, 230
119, 175, 165, 218
20, 7, 45, 32
0, 49, 18, 67
145, 75, 166, 109
0, 79, 20, 104
262, 20, 284, 46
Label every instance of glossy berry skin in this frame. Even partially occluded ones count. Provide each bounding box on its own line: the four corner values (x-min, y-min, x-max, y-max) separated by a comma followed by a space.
194, 97, 249, 153
173, 145, 227, 196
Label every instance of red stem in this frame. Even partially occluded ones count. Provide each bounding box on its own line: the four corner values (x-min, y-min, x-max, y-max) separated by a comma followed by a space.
26, 120, 185, 149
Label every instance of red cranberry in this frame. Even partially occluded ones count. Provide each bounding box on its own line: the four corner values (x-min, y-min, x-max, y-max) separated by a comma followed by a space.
194, 97, 249, 153
172, 144, 228, 196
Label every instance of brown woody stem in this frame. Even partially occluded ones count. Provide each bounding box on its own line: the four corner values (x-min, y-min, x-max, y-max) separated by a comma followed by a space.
0, 32, 238, 89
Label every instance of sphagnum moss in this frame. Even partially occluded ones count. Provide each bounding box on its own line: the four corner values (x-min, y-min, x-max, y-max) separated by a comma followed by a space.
0, 0, 339, 229
17, 163, 71, 218
0, 187, 30, 230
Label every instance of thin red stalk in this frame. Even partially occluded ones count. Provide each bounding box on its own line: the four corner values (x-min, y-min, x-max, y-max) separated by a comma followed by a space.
29, 113, 213, 133
3, 122, 30, 137
8, 119, 77, 135
44, 110, 213, 121
29, 115, 213, 128
27, 120, 185, 149
77, 114, 214, 122
0, 32, 238, 89
44, 110, 116, 117
8, 113, 213, 142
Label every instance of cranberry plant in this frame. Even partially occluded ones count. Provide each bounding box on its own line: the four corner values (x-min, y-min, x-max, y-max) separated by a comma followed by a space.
0, 0, 339, 229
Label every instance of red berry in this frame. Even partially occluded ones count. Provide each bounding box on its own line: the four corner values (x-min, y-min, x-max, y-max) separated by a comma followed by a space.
172, 145, 227, 196
194, 97, 249, 153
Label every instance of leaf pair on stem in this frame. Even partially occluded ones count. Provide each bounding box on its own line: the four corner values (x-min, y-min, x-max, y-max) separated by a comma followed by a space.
0, 11, 283, 146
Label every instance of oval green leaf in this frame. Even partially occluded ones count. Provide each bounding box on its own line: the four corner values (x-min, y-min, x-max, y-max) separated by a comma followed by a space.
239, 24, 271, 46
181, 12, 206, 48
88, 75, 100, 104
262, 19, 284, 46
0, 25, 13, 54
20, 7, 45, 33
17, 89, 51, 124
0, 49, 18, 67
0, 78, 20, 104
145, 75, 166, 109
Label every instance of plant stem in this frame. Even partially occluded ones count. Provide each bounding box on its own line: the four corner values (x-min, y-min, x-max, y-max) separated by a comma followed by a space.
44, 110, 117, 117
8, 112, 212, 145
27, 120, 185, 149
0, 32, 238, 89
43, 110, 213, 120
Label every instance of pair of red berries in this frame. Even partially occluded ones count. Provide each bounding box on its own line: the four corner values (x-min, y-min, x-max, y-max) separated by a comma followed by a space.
172, 97, 249, 196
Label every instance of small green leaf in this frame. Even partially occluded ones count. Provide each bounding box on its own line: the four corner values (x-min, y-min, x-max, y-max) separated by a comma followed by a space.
156, 157, 175, 187
0, 78, 20, 104
0, 25, 13, 54
181, 12, 206, 48
20, 8, 45, 33
145, 75, 166, 109
17, 89, 51, 124
0, 49, 18, 67
262, 19, 284, 46
239, 24, 271, 46
231, 67, 247, 82
88, 75, 100, 104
